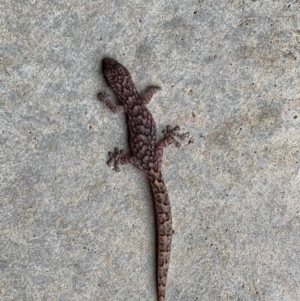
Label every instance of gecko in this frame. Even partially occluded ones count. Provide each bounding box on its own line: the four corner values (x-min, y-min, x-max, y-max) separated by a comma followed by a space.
97, 58, 188, 301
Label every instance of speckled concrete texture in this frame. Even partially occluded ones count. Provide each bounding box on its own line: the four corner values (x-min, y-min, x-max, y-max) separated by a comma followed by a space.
1, 1, 300, 300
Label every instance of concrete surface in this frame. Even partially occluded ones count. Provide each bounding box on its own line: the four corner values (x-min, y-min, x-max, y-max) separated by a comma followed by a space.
1, 1, 300, 300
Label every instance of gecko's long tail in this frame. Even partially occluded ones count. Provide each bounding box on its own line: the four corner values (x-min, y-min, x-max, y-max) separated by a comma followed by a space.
149, 173, 172, 301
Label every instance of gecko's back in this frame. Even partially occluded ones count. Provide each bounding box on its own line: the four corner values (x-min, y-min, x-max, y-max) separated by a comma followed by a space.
102, 58, 159, 175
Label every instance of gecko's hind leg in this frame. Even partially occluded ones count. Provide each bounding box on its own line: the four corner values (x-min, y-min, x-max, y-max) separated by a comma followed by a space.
107, 148, 127, 172
157, 125, 189, 149
107, 148, 137, 172
155, 126, 189, 168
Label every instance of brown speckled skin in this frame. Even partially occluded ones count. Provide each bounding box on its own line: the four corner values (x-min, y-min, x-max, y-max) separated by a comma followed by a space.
97, 58, 187, 301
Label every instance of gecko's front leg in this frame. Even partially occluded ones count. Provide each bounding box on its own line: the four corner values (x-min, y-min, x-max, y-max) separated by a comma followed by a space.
97, 92, 124, 113
140, 86, 162, 104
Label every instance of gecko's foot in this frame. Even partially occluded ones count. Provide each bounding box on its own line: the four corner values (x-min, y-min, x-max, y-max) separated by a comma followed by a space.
162, 125, 189, 148
107, 147, 125, 172
97, 92, 109, 102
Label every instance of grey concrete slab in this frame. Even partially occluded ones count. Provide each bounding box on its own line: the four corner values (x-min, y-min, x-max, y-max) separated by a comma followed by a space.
1, 1, 300, 300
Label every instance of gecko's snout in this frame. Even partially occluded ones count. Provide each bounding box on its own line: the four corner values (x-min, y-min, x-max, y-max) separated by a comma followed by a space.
102, 58, 118, 72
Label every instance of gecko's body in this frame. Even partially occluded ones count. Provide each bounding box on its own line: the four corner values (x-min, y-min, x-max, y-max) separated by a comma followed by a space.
97, 58, 187, 301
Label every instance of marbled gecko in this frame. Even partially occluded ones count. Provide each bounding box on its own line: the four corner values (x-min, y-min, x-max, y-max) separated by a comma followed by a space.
97, 58, 188, 301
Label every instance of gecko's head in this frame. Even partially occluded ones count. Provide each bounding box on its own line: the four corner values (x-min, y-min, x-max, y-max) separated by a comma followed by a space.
102, 58, 119, 73
102, 58, 130, 84
102, 58, 134, 97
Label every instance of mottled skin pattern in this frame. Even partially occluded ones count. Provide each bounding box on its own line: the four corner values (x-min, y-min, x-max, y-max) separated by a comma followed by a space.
97, 58, 188, 301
